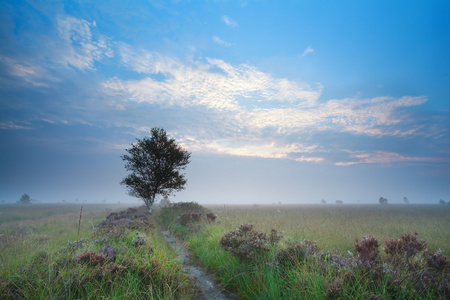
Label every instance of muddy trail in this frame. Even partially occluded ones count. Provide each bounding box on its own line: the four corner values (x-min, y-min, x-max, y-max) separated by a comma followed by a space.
162, 230, 236, 300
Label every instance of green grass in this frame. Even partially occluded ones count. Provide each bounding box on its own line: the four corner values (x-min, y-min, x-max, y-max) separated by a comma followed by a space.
0, 203, 129, 225
2, 203, 448, 299
207, 204, 450, 254
180, 204, 449, 299
0, 204, 199, 299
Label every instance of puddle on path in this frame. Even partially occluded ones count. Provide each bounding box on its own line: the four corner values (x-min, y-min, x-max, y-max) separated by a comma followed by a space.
162, 230, 236, 300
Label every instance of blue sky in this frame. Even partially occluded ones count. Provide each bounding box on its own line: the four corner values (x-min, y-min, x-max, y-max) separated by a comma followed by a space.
0, 0, 449, 204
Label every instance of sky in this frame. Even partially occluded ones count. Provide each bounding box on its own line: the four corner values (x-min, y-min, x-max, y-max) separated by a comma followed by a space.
0, 0, 449, 205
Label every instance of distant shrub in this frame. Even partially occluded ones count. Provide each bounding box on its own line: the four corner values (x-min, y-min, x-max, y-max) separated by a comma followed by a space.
175, 209, 205, 226
336, 200, 343, 205
158, 201, 208, 227
219, 223, 270, 261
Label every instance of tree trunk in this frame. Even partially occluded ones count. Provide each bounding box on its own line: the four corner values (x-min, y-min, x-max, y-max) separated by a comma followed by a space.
148, 194, 156, 213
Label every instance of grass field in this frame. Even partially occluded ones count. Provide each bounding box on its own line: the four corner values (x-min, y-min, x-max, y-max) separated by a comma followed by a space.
206, 204, 450, 254
0, 204, 199, 299
1, 202, 449, 299
176, 203, 450, 299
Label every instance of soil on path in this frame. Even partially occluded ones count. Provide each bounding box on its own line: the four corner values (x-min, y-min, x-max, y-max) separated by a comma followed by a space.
162, 230, 236, 300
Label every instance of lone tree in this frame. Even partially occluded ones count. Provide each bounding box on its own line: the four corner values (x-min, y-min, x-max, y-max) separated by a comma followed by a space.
121, 127, 191, 213
379, 196, 388, 205
18, 193, 31, 204
403, 196, 409, 204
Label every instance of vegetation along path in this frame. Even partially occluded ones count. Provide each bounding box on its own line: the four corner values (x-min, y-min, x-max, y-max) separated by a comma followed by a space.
162, 230, 235, 300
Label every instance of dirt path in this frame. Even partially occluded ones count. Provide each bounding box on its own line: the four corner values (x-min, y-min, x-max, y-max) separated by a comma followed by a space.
162, 230, 236, 300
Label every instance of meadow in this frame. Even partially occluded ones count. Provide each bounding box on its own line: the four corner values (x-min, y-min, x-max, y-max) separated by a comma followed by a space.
0, 204, 200, 299
170, 203, 450, 299
1, 202, 449, 299
206, 204, 450, 254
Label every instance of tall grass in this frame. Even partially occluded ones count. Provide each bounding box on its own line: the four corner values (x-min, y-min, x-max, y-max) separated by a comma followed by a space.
179, 204, 449, 299
0, 205, 199, 299
208, 204, 450, 254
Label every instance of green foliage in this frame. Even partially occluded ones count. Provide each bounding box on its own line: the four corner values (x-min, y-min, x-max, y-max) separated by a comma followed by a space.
121, 127, 191, 212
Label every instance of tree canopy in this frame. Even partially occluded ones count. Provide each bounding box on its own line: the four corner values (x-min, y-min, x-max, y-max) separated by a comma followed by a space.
379, 196, 388, 205
18, 193, 31, 204
121, 127, 191, 213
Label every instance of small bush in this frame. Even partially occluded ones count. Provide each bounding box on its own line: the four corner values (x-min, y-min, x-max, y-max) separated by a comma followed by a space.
97, 207, 154, 232
272, 240, 320, 269
175, 209, 205, 226
269, 228, 283, 246
354, 235, 380, 269
219, 223, 270, 261
384, 232, 426, 267
77, 251, 107, 266
158, 201, 208, 227
206, 212, 217, 222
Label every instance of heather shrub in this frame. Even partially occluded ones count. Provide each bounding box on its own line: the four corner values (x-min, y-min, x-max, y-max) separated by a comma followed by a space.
206, 212, 217, 222
354, 235, 380, 269
97, 207, 154, 232
384, 232, 426, 267
322, 251, 347, 267
175, 209, 205, 226
101, 244, 116, 261
157, 201, 209, 227
423, 249, 449, 272
420, 249, 450, 296
272, 240, 319, 269
269, 228, 283, 246
131, 232, 148, 247
77, 251, 107, 266
219, 223, 270, 261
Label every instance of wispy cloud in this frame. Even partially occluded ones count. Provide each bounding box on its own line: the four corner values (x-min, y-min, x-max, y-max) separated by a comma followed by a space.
106, 48, 321, 112
212, 36, 233, 47
335, 151, 448, 166
0, 121, 33, 130
301, 46, 314, 57
101, 45, 438, 162
55, 15, 113, 70
222, 15, 238, 27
